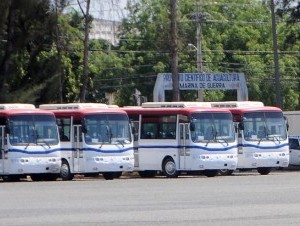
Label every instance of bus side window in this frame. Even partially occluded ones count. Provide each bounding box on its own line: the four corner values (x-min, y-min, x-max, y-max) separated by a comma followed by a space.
164, 124, 176, 139
57, 118, 71, 142
289, 138, 300, 150
141, 123, 156, 139
60, 129, 69, 141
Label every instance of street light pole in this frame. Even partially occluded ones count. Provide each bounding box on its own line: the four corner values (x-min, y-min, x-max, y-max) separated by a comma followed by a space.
188, 43, 204, 101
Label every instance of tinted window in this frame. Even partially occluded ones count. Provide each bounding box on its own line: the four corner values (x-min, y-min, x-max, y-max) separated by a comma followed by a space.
289, 138, 300, 149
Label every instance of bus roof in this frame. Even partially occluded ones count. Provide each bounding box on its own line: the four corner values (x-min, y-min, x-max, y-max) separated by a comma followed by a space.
209, 101, 264, 108
0, 109, 55, 117
47, 108, 128, 120
123, 107, 232, 115
39, 103, 108, 110
140, 101, 264, 108
228, 106, 283, 115
141, 102, 212, 108
0, 103, 35, 110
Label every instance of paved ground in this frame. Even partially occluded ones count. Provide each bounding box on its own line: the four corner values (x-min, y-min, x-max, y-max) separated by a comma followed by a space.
1, 169, 300, 225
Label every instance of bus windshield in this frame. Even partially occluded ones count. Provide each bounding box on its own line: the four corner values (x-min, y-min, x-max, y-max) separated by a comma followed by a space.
243, 111, 287, 141
9, 114, 59, 146
191, 112, 235, 143
84, 114, 131, 145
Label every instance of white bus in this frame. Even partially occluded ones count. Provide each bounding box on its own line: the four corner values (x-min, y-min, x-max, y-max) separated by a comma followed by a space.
39, 103, 134, 180
0, 104, 61, 181
209, 101, 289, 175
123, 102, 238, 178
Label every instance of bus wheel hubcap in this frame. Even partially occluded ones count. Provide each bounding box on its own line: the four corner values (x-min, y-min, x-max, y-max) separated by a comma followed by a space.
165, 161, 176, 175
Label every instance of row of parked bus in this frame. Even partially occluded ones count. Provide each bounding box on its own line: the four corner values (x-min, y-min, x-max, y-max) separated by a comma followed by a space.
0, 101, 289, 181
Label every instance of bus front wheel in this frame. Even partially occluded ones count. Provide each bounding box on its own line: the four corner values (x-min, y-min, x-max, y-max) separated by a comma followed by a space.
162, 157, 179, 178
219, 169, 234, 176
202, 170, 219, 177
60, 160, 74, 181
102, 172, 114, 180
257, 167, 271, 175
2, 175, 21, 182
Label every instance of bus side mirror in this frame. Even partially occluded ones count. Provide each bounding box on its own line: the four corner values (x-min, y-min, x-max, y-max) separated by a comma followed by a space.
5, 119, 10, 134
190, 122, 195, 132
5, 126, 10, 134
238, 122, 244, 130
81, 120, 87, 133
130, 121, 136, 134
82, 126, 87, 134
284, 116, 289, 131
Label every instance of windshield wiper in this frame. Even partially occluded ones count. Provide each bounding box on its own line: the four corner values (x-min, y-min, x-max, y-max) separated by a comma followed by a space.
37, 139, 51, 149
24, 142, 35, 150
35, 129, 51, 149
115, 139, 124, 147
99, 142, 104, 148
205, 126, 216, 147
215, 136, 229, 146
267, 134, 281, 144
24, 139, 51, 150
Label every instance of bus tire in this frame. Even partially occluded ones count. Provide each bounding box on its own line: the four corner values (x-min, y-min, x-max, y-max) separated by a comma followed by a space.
257, 167, 271, 175
2, 175, 21, 182
202, 170, 219, 177
162, 157, 179, 178
30, 174, 44, 181
114, 172, 123, 178
102, 172, 114, 180
219, 169, 234, 176
138, 171, 156, 178
60, 160, 74, 181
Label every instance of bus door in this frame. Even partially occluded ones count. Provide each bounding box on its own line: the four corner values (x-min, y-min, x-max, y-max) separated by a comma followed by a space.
179, 123, 190, 170
72, 125, 84, 173
133, 120, 140, 168
0, 126, 4, 173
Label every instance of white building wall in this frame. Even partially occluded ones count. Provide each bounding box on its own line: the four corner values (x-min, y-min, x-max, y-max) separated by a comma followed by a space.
90, 19, 121, 45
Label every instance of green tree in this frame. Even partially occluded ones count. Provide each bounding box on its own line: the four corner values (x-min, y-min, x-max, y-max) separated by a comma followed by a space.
0, 0, 64, 103
116, 0, 300, 109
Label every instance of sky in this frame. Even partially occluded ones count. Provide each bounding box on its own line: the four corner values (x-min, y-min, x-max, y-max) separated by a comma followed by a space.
67, 0, 129, 21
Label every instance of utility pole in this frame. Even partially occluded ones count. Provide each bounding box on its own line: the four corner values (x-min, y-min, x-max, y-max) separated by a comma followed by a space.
55, 0, 63, 103
170, 0, 180, 101
193, 4, 205, 101
270, 0, 282, 108
78, 0, 91, 103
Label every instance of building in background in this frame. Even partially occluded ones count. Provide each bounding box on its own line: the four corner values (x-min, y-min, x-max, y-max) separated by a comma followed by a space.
90, 19, 121, 45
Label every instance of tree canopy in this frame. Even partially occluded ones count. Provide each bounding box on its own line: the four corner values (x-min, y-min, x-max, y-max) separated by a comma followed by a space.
0, 0, 299, 110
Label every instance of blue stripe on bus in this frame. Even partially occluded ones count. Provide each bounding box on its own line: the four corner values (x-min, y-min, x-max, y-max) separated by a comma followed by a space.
8, 148, 61, 155
83, 147, 134, 153
136, 145, 238, 152
238, 143, 289, 150
8, 147, 134, 154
